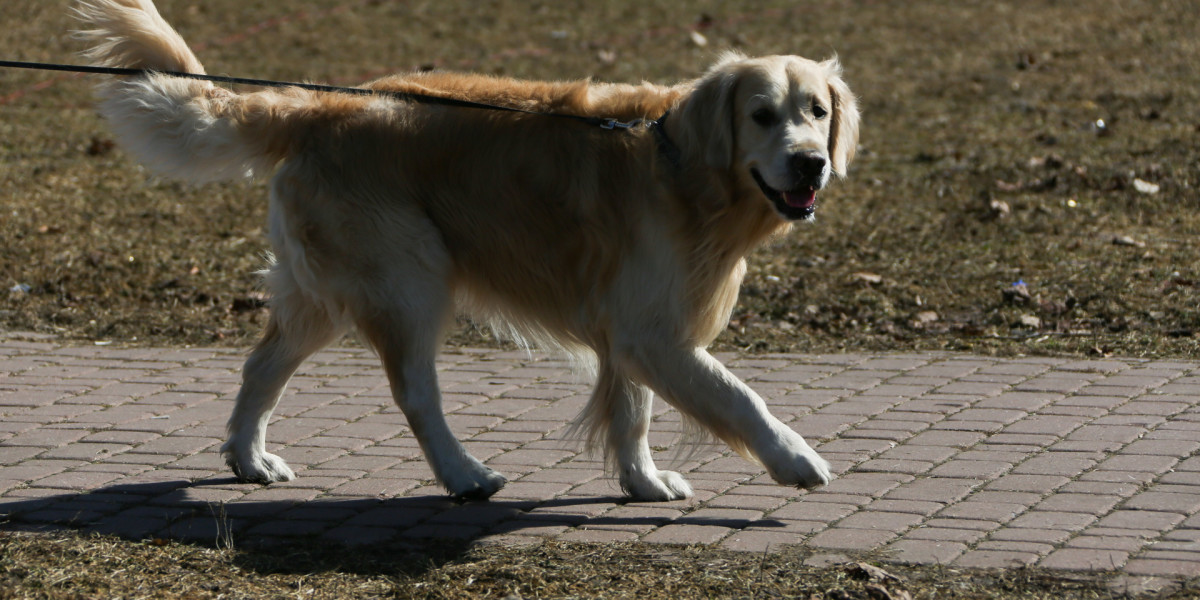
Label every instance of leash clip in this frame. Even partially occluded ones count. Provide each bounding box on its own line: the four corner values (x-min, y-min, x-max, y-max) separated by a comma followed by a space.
599, 118, 644, 130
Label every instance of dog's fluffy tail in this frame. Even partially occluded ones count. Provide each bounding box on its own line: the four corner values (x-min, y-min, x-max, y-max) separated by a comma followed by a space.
74, 0, 313, 182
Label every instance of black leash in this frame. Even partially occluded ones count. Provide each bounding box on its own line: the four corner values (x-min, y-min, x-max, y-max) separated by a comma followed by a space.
0, 59, 654, 131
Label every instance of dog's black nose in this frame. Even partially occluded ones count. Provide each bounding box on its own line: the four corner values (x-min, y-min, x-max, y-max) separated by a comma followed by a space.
790, 152, 827, 180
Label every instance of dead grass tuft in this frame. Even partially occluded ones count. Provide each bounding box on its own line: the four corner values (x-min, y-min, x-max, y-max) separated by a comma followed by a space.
7, 531, 1192, 600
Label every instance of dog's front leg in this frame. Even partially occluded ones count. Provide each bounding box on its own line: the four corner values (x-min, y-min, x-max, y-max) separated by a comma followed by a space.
617, 343, 831, 489
588, 364, 693, 501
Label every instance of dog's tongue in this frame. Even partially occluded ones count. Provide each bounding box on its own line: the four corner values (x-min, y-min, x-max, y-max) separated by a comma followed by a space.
784, 188, 817, 210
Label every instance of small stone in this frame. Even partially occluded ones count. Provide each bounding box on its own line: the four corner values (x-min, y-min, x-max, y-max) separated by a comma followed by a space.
1132, 178, 1160, 194
1112, 235, 1146, 247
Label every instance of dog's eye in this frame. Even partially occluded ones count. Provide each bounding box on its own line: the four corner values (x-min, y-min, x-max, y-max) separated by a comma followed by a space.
812, 102, 828, 119
751, 108, 778, 127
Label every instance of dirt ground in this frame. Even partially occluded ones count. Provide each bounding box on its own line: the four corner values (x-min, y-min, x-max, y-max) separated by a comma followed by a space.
2, 0, 1199, 358
6, 532, 1196, 600
3, 0, 1200, 598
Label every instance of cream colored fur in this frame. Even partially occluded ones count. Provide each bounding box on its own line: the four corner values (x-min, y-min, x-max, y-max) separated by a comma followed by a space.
75, 0, 859, 500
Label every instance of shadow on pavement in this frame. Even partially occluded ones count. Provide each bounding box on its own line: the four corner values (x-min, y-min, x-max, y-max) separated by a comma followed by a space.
0, 476, 782, 554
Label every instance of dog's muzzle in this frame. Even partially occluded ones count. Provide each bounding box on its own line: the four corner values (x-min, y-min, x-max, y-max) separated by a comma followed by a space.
752, 168, 818, 221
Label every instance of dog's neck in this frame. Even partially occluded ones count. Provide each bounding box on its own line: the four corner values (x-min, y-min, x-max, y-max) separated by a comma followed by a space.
649, 111, 682, 169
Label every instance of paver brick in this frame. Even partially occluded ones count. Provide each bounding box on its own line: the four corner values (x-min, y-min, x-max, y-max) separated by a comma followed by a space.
985, 474, 1069, 493
1008, 511, 1097, 531
38, 443, 132, 461
559, 527, 640, 543
929, 460, 1011, 479
1011, 455, 1099, 476
975, 540, 1054, 555
1003, 415, 1089, 436
885, 539, 966, 564
1095, 454, 1179, 474
1065, 534, 1148, 552
864, 499, 943, 516
3, 428, 91, 448
1123, 558, 1200, 577
874, 445, 956, 462
953, 549, 1040, 568
836, 511, 924, 531
817, 473, 912, 496
905, 430, 987, 448
1079, 470, 1160, 485
1121, 491, 1200, 514
1095, 510, 1186, 531
885, 478, 979, 503
902, 526, 988, 544
721, 529, 809, 552
937, 501, 1027, 523
1034, 493, 1122, 514
30, 470, 127, 491
642, 523, 732, 544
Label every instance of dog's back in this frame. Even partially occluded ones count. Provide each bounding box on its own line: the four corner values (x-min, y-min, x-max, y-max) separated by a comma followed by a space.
75, 0, 689, 351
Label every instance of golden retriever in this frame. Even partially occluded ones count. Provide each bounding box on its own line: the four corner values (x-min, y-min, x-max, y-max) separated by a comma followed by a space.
75, 0, 859, 501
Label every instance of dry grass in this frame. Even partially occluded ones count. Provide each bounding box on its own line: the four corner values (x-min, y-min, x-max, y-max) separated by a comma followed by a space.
7, 531, 1188, 600
2, 0, 1198, 356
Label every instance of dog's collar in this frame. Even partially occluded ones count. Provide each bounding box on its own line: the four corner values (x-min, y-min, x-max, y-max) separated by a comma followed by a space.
649, 110, 682, 169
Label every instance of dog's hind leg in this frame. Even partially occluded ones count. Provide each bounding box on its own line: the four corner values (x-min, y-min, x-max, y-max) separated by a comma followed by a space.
222, 293, 344, 483
596, 365, 693, 501
358, 297, 507, 500
618, 342, 832, 490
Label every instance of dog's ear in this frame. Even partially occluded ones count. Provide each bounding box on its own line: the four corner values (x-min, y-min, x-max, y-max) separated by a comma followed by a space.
822, 57, 860, 177
674, 54, 743, 169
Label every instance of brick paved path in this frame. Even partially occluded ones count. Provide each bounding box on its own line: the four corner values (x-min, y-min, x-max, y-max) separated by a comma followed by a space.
1, 335, 1198, 577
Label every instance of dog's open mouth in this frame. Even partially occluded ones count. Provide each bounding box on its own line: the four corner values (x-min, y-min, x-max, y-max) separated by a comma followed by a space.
751, 169, 817, 221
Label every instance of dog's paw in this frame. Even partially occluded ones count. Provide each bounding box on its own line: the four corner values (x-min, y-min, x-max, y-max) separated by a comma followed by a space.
764, 445, 832, 490
225, 449, 296, 484
445, 463, 507, 500
622, 468, 694, 502
768, 448, 835, 489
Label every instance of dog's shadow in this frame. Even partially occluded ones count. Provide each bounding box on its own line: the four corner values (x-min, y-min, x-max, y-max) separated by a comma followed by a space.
0, 476, 784, 572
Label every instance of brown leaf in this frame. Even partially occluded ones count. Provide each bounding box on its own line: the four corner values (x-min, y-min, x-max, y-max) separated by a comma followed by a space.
230, 293, 268, 313
866, 583, 912, 600
846, 562, 903, 583
910, 310, 939, 330
1018, 314, 1042, 329
86, 136, 116, 156
988, 199, 1011, 218
994, 179, 1021, 192
1028, 154, 1064, 169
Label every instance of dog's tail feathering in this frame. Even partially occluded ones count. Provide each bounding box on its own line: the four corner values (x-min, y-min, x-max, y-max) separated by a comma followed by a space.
74, 0, 306, 182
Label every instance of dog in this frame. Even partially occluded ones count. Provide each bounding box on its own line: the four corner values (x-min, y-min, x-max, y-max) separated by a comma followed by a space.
75, 0, 858, 501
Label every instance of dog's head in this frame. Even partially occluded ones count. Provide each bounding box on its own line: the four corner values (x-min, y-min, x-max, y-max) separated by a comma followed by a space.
672, 53, 860, 221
